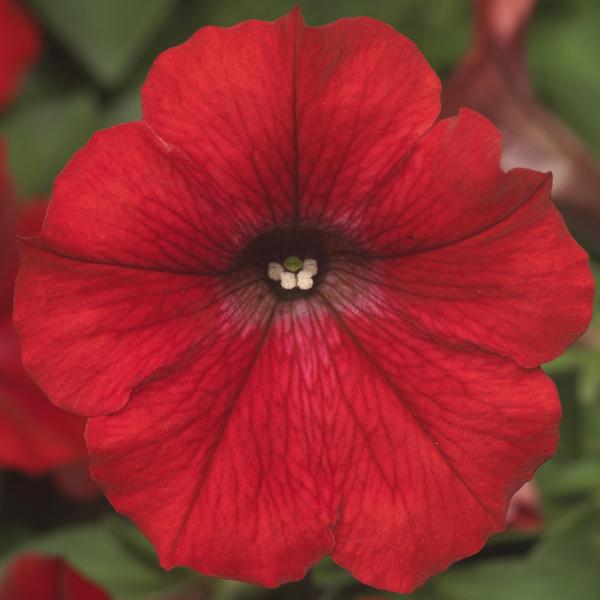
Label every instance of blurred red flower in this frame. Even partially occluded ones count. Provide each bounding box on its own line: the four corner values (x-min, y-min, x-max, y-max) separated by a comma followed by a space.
506, 480, 544, 531
0, 554, 110, 600
442, 0, 600, 230
0, 0, 41, 109
14, 10, 593, 593
0, 143, 90, 483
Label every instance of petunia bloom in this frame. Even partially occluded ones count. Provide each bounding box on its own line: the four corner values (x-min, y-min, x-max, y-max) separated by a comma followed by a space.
14, 10, 593, 592
0, 0, 40, 109
0, 143, 89, 478
0, 554, 110, 600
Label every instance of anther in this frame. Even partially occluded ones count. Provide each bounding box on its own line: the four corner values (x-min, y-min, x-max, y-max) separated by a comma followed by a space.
268, 262, 284, 281
280, 271, 297, 290
302, 258, 318, 276
267, 257, 318, 291
297, 269, 314, 290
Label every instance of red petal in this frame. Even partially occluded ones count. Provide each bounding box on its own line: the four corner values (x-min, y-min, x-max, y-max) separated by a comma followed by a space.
143, 10, 439, 224
0, 316, 87, 474
362, 173, 592, 368
0, 554, 109, 600
86, 301, 334, 588
324, 109, 593, 367
0, 0, 41, 108
293, 15, 440, 223
316, 297, 559, 591
14, 121, 283, 416
0, 196, 87, 474
338, 109, 512, 253
14, 243, 271, 416
16, 199, 48, 237
41, 123, 262, 273
88, 296, 558, 592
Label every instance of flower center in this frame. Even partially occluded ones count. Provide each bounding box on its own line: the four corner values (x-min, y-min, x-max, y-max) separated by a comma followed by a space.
268, 257, 318, 290
235, 226, 357, 302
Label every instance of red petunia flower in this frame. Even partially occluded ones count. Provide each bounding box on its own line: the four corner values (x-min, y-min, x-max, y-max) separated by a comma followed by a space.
0, 143, 88, 477
0, 0, 41, 109
0, 554, 110, 600
14, 10, 593, 592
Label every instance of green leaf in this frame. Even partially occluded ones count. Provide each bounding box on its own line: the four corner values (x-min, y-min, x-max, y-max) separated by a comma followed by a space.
103, 88, 142, 128
312, 557, 356, 588
529, 0, 600, 157
543, 348, 587, 377
153, 0, 469, 76
0, 515, 193, 600
0, 91, 99, 196
438, 559, 559, 600
537, 459, 600, 500
210, 579, 263, 600
436, 502, 600, 600
28, 0, 177, 87
532, 501, 600, 563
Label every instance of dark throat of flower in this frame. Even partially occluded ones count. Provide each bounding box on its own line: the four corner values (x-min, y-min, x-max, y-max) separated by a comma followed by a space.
235, 226, 363, 303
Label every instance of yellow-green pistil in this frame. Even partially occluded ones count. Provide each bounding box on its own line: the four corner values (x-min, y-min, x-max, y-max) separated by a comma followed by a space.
283, 255, 303, 273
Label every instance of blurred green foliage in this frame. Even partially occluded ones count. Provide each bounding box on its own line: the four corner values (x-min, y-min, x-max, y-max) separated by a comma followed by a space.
1, 91, 98, 196
28, 0, 177, 87
437, 501, 600, 600
529, 0, 600, 158
0, 515, 192, 600
1, 0, 599, 599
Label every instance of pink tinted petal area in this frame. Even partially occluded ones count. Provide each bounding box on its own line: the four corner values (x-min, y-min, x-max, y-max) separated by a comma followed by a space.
0, 0, 41, 108
0, 554, 109, 600
442, 0, 600, 231
88, 295, 558, 591
143, 10, 440, 224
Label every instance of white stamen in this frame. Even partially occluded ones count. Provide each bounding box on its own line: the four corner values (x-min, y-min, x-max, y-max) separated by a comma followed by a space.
302, 258, 318, 276
269, 257, 318, 291
268, 262, 284, 281
297, 269, 314, 290
280, 271, 297, 290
